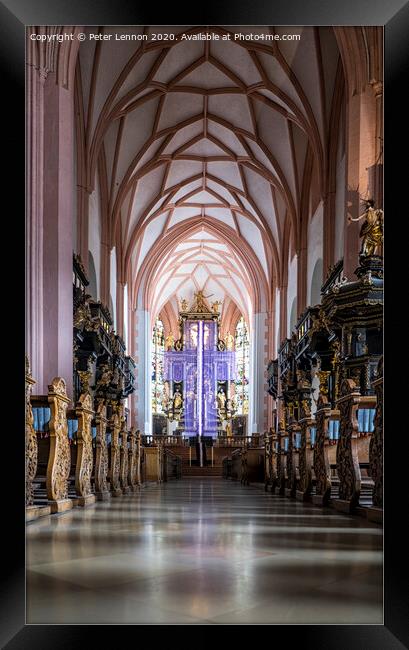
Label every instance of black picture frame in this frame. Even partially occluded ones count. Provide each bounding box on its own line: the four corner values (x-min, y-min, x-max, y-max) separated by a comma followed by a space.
2, 0, 407, 646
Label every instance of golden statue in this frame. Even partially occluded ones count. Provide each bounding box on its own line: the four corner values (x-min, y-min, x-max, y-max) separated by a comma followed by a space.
180, 298, 189, 312
224, 331, 234, 350
193, 289, 212, 313
173, 388, 183, 411
165, 332, 174, 350
212, 300, 222, 314
225, 422, 232, 437
217, 388, 226, 411
349, 199, 383, 257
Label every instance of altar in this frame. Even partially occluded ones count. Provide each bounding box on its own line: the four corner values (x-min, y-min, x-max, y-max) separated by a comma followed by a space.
164, 291, 236, 442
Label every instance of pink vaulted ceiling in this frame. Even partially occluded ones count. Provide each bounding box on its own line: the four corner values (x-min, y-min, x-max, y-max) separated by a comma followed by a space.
76, 26, 341, 316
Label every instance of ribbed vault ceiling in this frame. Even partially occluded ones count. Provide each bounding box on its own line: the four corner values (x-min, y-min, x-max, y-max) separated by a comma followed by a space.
77, 25, 341, 319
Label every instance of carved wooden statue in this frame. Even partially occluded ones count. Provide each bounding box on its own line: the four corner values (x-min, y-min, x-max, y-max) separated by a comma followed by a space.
313, 394, 332, 505
109, 410, 122, 496
336, 379, 362, 509
74, 392, 96, 505
25, 358, 37, 507
120, 417, 130, 494
370, 357, 383, 507
94, 399, 110, 500
46, 377, 73, 511
128, 427, 138, 491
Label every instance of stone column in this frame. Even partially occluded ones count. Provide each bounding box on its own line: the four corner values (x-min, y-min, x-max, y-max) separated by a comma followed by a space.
41, 72, 75, 399
344, 86, 377, 280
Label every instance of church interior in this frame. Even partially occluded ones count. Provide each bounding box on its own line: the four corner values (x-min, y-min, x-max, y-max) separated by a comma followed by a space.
26, 25, 383, 625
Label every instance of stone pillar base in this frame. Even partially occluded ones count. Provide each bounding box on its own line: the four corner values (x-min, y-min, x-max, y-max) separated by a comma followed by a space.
296, 490, 311, 502
332, 498, 355, 513
111, 488, 123, 497
26, 504, 51, 521
77, 494, 96, 507
48, 498, 73, 514
96, 491, 111, 501
121, 486, 131, 495
284, 488, 294, 498
129, 485, 140, 493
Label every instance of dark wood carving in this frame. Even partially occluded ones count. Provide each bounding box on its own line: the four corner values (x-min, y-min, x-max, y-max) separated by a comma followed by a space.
336, 378, 361, 507
313, 393, 332, 504
370, 357, 383, 507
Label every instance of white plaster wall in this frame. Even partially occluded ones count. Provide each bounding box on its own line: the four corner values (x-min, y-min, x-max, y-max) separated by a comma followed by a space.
110, 247, 117, 328
274, 287, 280, 351
334, 153, 346, 263
287, 254, 298, 337
306, 201, 324, 306
88, 186, 101, 300
123, 283, 128, 349
249, 312, 267, 434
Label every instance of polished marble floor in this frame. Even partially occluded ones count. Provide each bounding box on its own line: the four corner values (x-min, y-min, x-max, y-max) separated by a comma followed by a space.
26, 479, 383, 624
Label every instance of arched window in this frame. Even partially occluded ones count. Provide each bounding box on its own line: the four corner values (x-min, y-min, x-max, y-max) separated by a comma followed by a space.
151, 318, 165, 414
234, 317, 249, 415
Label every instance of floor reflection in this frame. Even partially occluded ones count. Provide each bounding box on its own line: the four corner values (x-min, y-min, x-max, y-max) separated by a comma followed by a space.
26, 479, 382, 624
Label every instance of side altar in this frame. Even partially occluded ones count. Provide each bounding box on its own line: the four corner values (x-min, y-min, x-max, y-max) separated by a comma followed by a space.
163, 291, 236, 446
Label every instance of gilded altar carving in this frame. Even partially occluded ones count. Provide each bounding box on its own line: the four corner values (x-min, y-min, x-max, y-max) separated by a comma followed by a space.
120, 417, 129, 491
336, 379, 361, 506
370, 357, 383, 507
109, 411, 122, 494
313, 394, 332, 503
46, 377, 71, 502
75, 391, 94, 498
25, 357, 37, 506
94, 399, 109, 495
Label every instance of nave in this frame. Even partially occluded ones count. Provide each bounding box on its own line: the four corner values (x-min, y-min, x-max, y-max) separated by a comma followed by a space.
27, 479, 382, 625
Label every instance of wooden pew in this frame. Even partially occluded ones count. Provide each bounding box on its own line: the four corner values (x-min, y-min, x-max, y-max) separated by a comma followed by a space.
26, 361, 52, 521
369, 357, 383, 518
31, 378, 74, 514
66, 392, 96, 507
107, 410, 122, 496
128, 427, 140, 492
285, 423, 300, 498
333, 379, 376, 514
94, 399, 111, 500
312, 395, 335, 506
296, 417, 315, 502
119, 415, 131, 494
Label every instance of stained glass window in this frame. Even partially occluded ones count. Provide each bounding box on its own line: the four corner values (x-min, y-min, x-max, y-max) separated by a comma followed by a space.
151, 318, 165, 414
234, 317, 249, 415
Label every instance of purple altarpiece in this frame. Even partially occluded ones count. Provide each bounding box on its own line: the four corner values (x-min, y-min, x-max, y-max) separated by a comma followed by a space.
164, 319, 235, 441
